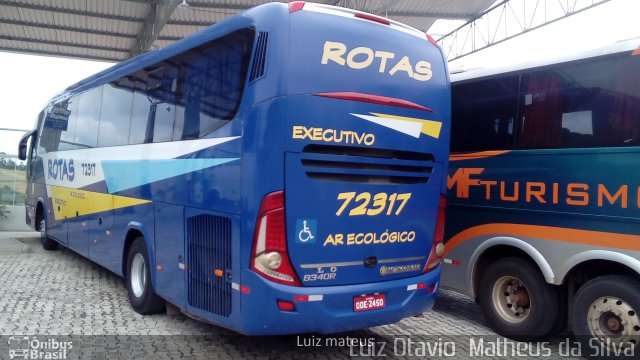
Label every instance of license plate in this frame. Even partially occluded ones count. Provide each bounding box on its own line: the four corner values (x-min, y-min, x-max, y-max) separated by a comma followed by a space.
353, 293, 386, 312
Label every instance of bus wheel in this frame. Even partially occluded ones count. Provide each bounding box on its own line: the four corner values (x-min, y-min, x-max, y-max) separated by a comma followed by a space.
125, 237, 165, 314
478, 257, 559, 340
571, 275, 640, 355
38, 213, 58, 250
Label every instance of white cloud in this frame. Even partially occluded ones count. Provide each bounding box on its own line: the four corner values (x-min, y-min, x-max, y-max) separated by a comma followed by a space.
0, 53, 112, 154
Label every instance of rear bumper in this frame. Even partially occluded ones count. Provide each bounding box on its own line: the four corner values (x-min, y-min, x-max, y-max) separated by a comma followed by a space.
237, 267, 441, 335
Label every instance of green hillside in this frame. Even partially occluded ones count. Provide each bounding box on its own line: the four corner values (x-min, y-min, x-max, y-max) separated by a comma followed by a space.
0, 167, 26, 204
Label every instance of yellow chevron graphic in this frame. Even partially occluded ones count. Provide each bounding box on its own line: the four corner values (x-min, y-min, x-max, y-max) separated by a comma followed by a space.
50, 186, 150, 221
370, 113, 443, 139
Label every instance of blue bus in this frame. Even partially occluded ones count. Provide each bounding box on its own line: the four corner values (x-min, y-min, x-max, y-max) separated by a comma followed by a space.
18, 2, 450, 335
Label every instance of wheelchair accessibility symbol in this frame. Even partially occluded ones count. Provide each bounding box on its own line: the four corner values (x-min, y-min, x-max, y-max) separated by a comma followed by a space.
296, 219, 317, 244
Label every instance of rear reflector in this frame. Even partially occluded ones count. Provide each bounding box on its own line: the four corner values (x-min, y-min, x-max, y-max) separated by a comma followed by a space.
277, 300, 296, 312
427, 283, 437, 294
444, 258, 461, 266
355, 12, 390, 25
407, 282, 427, 291
294, 294, 324, 302
314, 92, 433, 112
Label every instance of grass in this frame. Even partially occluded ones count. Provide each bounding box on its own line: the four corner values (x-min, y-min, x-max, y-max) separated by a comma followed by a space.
0, 167, 27, 195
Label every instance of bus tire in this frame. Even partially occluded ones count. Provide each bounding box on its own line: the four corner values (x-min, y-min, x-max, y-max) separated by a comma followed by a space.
125, 237, 165, 314
478, 257, 559, 341
38, 212, 58, 251
571, 275, 640, 357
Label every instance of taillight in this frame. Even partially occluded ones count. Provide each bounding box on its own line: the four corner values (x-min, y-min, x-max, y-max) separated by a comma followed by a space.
314, 92, 433, 112
251, 191, 301, 286
354, 12, 390, 26
289, 1, 305, 12
426, 33, 438, 46
423, 195, 446, 272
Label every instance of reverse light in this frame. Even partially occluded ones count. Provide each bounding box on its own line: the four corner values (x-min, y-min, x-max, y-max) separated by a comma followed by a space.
423, 195, 446, 272
251, 191, 301, 286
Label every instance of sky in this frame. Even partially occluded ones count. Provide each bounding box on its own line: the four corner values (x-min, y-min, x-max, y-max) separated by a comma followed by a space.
0, 54, 112, 156
0, 0, 639, 156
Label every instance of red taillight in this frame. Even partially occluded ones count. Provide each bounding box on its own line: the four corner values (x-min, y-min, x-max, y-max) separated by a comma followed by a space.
423, 195, 446, 273
251, 191, 301, 286
314, 92, 433, 112
354, 12, 390, 25
289, 1, 305, 12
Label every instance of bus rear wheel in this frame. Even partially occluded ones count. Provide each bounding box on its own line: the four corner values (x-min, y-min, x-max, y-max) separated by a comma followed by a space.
125, 237, 165, 314
478, 257, 559, 341
38, 212, 58, 251
571, 275, 640, 356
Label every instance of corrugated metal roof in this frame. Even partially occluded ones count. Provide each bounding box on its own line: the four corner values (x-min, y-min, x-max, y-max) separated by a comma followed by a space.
0, 0, 496, 62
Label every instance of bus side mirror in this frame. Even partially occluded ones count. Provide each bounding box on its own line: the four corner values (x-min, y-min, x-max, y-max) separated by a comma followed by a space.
18, 129, 36, 161
18, 142, 27, 160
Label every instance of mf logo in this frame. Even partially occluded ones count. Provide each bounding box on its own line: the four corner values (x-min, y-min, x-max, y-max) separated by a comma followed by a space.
447, 168, 485, 199
448, 167, 631, 209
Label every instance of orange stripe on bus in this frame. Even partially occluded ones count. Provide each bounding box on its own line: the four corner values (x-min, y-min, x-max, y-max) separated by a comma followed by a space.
444, 223, 640, 255
449, 150, 511, 162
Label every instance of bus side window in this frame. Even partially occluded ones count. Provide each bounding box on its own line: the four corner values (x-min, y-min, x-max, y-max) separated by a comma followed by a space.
39, 105, 60, 153
129, 73, 151, 145
148, 64, 179, 143
518, 72, 564, 149
174, 30, 253, 140
74, 86, 103, 149
57, 98, 79, 151
451, 76, 517, 152
606, 57, 640, 146
128, 65, 178, 145
99, 80, 134, 147
519, 56, 640, 149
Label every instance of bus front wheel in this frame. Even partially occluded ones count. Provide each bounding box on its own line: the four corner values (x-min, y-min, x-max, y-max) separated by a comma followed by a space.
125, 237, 165, 314
571, 275, 640, 356
478, 257, 559, 341
38, 212, 58, 251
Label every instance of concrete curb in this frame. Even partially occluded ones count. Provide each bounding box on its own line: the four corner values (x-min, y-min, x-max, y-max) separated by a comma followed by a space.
0, 236, 36, 255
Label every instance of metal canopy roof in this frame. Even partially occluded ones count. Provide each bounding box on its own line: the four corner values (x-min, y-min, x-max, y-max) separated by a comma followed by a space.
0, 0, 496, 62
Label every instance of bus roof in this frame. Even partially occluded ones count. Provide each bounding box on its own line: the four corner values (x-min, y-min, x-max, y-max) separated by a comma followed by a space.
450, 37, 640, 83
47, 3, 265, 105
47, 2, 430, 108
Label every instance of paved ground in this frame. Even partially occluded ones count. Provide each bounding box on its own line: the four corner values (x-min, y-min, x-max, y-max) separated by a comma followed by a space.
0, 233, 584, 359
